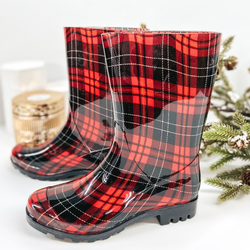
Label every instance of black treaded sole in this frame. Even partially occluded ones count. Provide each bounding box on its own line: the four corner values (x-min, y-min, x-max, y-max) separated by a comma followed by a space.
26, 197, 198, 242
11, 158, 90, 181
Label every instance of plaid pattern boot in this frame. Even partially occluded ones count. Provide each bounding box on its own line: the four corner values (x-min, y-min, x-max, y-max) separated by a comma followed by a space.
11, 27, 144, 181
26, 31, 221, 241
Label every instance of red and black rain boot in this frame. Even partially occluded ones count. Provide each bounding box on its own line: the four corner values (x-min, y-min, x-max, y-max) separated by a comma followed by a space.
26, 31, 221, 241
11, 27, 144, 181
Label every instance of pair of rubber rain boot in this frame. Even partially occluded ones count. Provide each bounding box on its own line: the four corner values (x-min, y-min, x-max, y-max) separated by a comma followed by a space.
11, 27, 221, 242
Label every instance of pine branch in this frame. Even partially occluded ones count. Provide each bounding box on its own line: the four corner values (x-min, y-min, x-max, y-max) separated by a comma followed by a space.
234, 112, 246, 126
241, 123, 250, 134
203, 123, 241, 142
200, 140, 228, 157
203, 130, 230, 141
235, 100, 244, 110
216, 166, 250, 180
243, 86, 250, 101
210, 95, 232, 103
207, 146, 232, 156
231, 149, 250, 161
213, 85, 233, 101
219, 70, 231, 90
205, 178, 235, 189
206, 178, 249, 202
208, 148, 250, 171
240, 184, 250, 195
218, 185, 241, 202
221, 36, 234, 55
209, 105, 250, 118
213, 123, 241, 137
217, 36, 235, 76
209, 155, 235, 171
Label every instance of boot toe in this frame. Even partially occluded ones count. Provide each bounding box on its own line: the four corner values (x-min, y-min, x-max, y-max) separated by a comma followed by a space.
27, 187, 56, 226
11, 144, 31, 169
11, 144, 24, 162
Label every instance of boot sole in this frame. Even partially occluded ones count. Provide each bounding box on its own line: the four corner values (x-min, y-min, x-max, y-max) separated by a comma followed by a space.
26, 197, 198, 242
11, 158, 89, 181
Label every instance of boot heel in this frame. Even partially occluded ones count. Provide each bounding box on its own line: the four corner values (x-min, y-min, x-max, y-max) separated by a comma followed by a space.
156, 198, 198, 225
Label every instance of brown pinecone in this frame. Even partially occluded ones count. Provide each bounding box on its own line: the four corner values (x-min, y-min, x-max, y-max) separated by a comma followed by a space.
231, 138, 249, 150
224, 56, 238, 70
241, 171, 250, 186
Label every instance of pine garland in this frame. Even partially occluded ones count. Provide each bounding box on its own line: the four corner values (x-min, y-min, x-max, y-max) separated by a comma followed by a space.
202, 36, 250, 202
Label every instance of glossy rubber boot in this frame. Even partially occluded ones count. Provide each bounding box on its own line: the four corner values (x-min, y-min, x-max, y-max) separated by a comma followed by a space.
11, 27, 144, 181
26, 31, 221, 241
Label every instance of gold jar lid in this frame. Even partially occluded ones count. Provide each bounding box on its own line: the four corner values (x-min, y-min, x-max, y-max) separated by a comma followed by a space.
12, 90, 64, 117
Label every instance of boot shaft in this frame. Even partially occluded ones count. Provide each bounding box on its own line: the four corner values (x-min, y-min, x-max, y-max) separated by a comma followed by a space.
64, 27, 147, 149
102, 31, 221, 188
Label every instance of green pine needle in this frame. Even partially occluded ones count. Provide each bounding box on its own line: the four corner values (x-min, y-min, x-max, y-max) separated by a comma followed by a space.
207, 146, 232, 156
240, 184, 250, 195
205, 178, 249, 202
205, 178, 235, 189
209, 155, 235, 171
218, 185, 241, 202
235, 100, 244, 110
203, 123, 241, 142
205, 147, 250, 171
216, 166, 250, 180
203, 130, 230, 141
219, 70, 231, 90
241, 123, 250, 134
231, 149, 250, 161
221, 36, 234, 55
234, 112, 246, 126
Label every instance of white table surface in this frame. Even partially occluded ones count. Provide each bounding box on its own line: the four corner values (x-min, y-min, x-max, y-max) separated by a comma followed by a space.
0, 124, 249, 250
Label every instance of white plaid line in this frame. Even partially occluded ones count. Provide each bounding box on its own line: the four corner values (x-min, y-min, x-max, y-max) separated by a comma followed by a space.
108, 63, 217, 78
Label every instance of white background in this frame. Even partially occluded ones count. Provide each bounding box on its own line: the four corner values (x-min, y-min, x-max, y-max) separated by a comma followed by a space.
0, 0, 250, 249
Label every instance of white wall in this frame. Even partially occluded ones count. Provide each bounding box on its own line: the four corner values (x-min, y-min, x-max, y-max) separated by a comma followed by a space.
0, 0, 250, 123
0, 84, 3, 123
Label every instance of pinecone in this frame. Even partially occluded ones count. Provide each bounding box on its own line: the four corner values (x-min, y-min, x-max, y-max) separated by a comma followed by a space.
231, 139, 248, 150
231, 135, 249, 150
224, 56, 238, 70
241, 171, 250, 186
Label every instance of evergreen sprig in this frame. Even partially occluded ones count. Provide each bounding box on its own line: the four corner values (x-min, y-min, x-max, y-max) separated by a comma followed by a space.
218, 186, 241, 202
202, 36, 250, 202
203, 123, 241, 141
205, 178, 236, 189
216, 165, 250, 180
205, 178, 248, 202
209, 154, 234, 171
203, 112, 250, 172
